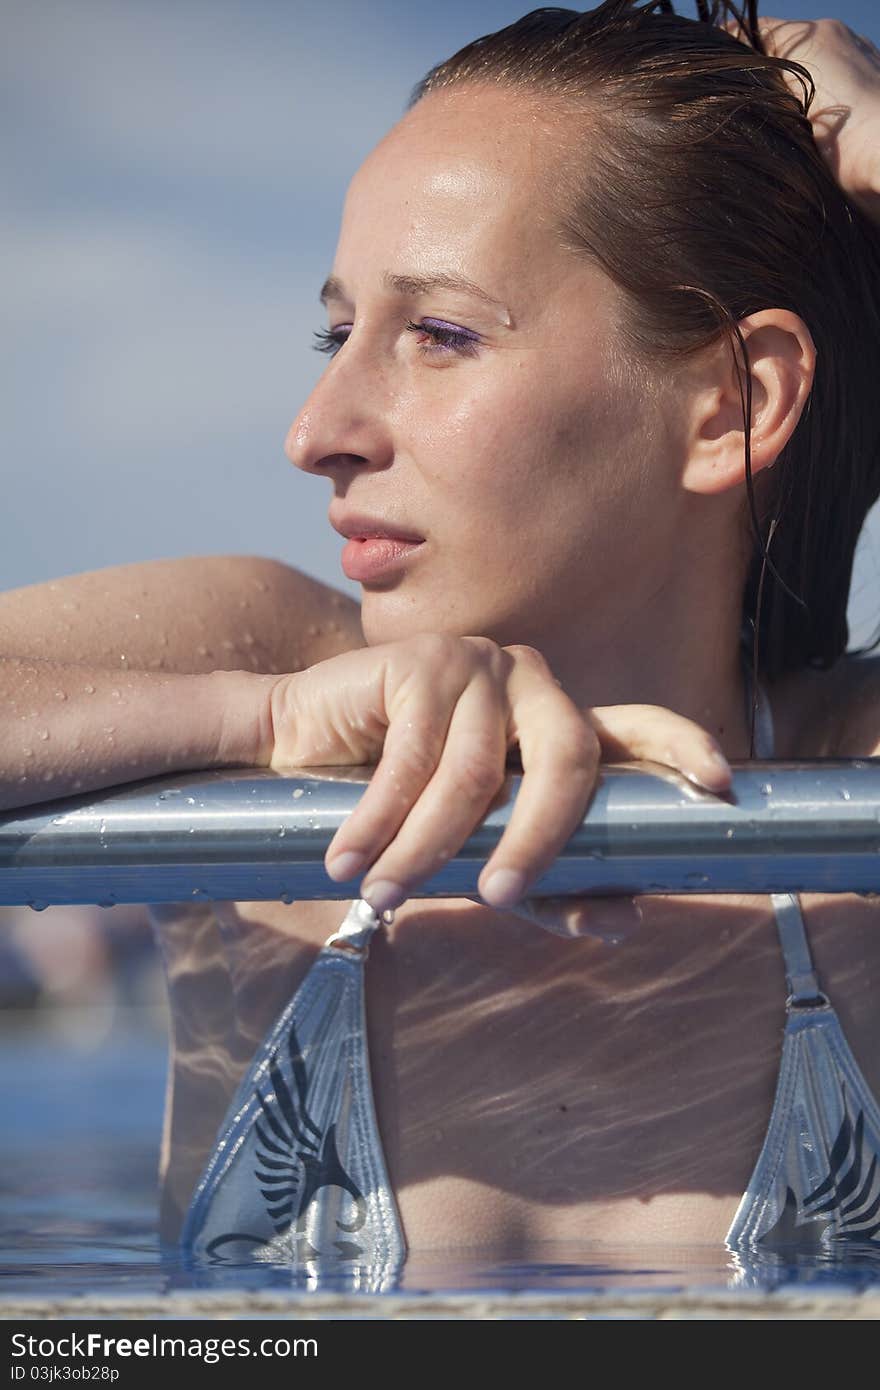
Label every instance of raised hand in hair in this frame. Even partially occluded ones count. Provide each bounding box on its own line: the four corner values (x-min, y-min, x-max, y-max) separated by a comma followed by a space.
725, 14, 880, 224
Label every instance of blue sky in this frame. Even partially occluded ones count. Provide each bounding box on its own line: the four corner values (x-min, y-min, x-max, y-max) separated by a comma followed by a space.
5, 0, 880, 643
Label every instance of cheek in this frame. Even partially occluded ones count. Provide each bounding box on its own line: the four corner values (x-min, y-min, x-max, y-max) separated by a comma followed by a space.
395, 353, 659, 555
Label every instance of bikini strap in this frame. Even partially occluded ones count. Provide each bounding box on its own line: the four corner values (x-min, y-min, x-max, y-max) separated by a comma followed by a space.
769, 891, 828, 1009
742, 651, 828, 1009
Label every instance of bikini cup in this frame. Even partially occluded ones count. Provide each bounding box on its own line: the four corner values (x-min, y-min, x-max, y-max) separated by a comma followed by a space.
180, 897, 406, 1289
725, 675, 880, 1252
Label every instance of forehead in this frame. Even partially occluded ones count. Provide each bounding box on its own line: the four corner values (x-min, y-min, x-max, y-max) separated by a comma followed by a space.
335, 85, 586, 309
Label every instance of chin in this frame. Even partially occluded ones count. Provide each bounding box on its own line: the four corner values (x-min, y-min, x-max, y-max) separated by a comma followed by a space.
359, 590, 476, 647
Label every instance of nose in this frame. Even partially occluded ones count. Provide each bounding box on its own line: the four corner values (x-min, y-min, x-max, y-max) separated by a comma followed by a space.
285, 340, 394, 479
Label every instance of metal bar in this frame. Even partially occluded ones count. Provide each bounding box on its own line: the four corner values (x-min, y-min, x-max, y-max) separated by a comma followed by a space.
1, 760, 880, 908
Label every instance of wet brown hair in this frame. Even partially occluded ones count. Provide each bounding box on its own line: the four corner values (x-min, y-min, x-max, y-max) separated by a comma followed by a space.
408, 0, 880, 693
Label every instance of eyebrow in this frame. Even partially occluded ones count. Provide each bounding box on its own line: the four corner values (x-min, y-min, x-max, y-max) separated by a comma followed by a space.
319, 270, 509, 314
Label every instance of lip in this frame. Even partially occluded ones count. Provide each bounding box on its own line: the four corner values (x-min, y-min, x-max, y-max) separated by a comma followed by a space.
339, 535, 425, 583
329, 509, 426, 544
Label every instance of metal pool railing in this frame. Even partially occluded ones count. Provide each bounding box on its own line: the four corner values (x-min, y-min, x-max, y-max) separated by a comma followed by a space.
1, 759, 880, 907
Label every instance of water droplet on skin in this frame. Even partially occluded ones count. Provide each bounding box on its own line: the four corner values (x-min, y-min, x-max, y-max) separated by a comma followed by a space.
38, 729, 50, 741
725, 827, 735, 838
292, 788, 304, 799
84, 684, 96, 695
134, 612, 142, 621
307, 625, 319, 636
54, 690, 68, 702
196, 644, 211, 658
22, 748, 33, 759
239, 599, 250, 610
280, 891, 294, 905
242, 632, 255, 647
111, 689, 121, 700
839, 788, 852, 802
29, 901, 48, 912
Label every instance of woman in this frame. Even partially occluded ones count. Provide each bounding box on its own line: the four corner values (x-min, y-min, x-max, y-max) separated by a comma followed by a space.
2, 2, 880, 1261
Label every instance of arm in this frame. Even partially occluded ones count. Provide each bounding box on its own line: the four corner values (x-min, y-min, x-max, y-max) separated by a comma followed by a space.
0, 554, 364, 812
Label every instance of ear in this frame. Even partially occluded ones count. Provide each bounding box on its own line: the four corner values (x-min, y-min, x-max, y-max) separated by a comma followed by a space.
680, 309, 817, 496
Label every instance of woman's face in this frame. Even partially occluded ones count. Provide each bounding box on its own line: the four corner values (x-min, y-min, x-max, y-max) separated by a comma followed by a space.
286, 84, 685, 652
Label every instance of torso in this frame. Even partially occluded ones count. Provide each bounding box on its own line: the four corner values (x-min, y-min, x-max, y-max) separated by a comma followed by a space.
151, 567, 880, 1251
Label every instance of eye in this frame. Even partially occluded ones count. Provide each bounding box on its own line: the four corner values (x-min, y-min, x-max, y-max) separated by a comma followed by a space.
403, 318, 481, 358
312, 325, 351, 356
311, 318, 482, 360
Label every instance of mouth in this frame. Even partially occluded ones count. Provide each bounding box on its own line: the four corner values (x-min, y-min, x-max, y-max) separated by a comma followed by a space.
338, 534, 425, 584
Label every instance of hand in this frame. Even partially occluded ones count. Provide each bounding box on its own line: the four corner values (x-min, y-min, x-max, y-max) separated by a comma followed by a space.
264, 635, 731, 919
727, 15, 880, 222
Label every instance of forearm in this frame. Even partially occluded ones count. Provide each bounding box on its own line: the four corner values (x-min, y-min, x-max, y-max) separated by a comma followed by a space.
0, 658, 276, 813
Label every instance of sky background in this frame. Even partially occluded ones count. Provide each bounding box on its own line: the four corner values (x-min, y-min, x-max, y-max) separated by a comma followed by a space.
5, 0, 880, 645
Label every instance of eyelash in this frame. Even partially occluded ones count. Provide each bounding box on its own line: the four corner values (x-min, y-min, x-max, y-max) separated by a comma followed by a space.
311, 318, 481, 360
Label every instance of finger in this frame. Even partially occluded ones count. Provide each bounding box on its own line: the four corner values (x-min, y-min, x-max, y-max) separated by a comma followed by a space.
322, 670, 464, 884
358, 669, 509, 913
477, 654, 601, 909
482, 893, 644, 944
587, 703, 731, 792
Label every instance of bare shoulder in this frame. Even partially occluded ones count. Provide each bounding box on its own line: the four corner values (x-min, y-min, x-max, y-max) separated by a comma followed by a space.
0, 554, 364, 675
776, 651, 880, 757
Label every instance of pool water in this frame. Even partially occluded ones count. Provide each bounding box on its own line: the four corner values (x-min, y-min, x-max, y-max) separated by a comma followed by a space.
3, 1019, 880, 1311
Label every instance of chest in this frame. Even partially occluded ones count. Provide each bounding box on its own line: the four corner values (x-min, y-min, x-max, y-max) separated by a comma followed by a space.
154, 889, 880, 1248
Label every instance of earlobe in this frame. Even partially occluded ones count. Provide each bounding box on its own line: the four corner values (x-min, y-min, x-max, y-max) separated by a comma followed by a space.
681, 309, 817, 497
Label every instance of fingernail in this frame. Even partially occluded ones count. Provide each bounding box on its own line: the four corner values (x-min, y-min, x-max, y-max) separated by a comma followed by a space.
325, 849, 368, 881
686, 750, 731, 792
481, 868, 527, 909
361, 879, 407, 914
578, 897, 643, 943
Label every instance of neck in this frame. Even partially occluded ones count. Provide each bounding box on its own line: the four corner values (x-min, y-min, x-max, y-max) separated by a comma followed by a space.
529, 569, 754, 762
